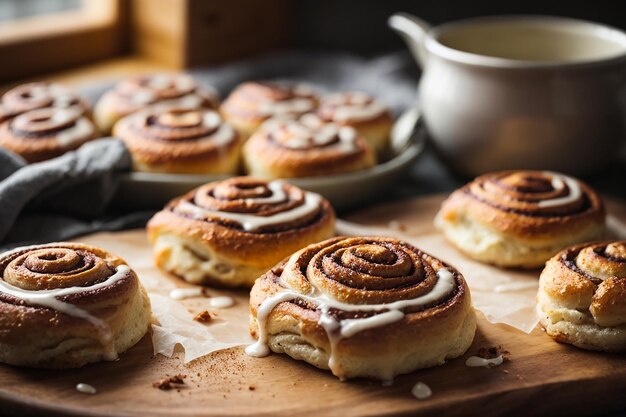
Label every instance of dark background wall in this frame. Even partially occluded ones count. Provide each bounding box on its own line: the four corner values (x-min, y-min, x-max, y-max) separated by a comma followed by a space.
293, 0, 626, 55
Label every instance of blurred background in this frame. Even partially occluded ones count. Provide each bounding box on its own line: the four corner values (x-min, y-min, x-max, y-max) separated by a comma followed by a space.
0, 0, 624, 204
0, 0, 625, 83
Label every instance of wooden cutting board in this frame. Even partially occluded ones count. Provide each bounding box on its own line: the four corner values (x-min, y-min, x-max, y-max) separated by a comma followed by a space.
1, 195, 626, 417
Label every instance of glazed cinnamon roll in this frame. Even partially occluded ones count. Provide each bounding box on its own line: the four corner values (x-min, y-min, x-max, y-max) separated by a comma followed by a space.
113, 107, 241, 174
94, 74, 219, 134
147, 177, 335, 287
435, 170, 606, 268
317, 92, 393, 155
0, 107, 99, 163
0, 243, 151, 369
247, 236, 476, 381
538, 241, 626, 352
220, 82, 318, 140
0, 82, 91, 123
242, 114, 376, 179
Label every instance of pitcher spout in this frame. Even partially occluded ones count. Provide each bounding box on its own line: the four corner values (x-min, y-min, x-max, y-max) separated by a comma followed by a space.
388, 13, 432, 68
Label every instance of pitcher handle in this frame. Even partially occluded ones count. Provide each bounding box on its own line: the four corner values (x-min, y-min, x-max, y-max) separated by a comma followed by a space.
388, 13, 432, 68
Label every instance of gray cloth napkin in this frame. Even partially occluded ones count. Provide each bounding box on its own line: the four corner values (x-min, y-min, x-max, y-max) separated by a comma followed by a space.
0, 139, 152, 250
0, 51, 419, 250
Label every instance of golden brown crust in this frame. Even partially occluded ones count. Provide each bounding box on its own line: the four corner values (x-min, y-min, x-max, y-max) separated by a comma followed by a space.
113, 107, 241, 174
147, 177, 336, 287
440, 170, 605, 239
95, 74, 219, 134
249, 236, 476, 380
0, 242, 151, 368
220, 82, 318, 139
0, 107, 99, 162
0, 82, 92, 123
242, 114, 376, 179
435, 170, 606, 268
538, 240, 626, 351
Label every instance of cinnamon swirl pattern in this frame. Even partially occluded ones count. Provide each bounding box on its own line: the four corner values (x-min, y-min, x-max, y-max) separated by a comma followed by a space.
220, 82, 318, 140
0, 82, 91, 123
0, 107, 98, 163
538, 241, 626, 352
94, 74, 219, 134
243, 114, 376, 179
113, 107, 241, 174
0, 243, 151, 368
147, 177, 335, 287
247, 236, 476, 381
435, 170, 606, 268
317, 92, 393, 155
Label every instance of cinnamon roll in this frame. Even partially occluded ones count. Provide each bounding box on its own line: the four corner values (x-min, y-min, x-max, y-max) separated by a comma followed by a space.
247, 236, 476, 381
220, 82, 318, 140
0, 82, 91, 123
538, 241, 626, 352
435, 170, 606, 268
242, 114, 376, 179
94, 74, 219, 134
0, 107, 99, 163
0, 243, 151, 369
113, 107, 241, 174
317, 92, 394, 155
147, 177, 335, 287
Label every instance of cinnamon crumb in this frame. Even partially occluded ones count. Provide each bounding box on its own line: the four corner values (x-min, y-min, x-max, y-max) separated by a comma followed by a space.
477, 346, 510, 362
194, 310, 213, 323
153, 374, 187, 390
248, 385, 255, 391
388, 220, 407, 232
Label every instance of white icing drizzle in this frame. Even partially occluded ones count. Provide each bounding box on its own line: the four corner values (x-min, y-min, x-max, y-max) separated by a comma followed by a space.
199, 112, 235, 146
0, 264, 130, 360
56, 117, 95, 146
323, 92, 387, 123
178, 191, 322, 232
47, 84, 77, 108
137, 109, 235, 147
133, 74, 197, 105
147, 74, 176, 90
538, 172, 582, 208
245, 268, 457, 380
243, 181, 287, 204
168, 287, 232, 307
209, 296, 235, 309
0, 264, 130, 324
411, 382, 432, 400
465, 355, 504, 367
266, 118, 357, 153
140, 93, 205, 109
12, 108, 94, 146
76, 383, 97, 395
259, 98, 316, 116
131, 90, 156, 105
169, 287, 207, 300
24, 84, 75, 108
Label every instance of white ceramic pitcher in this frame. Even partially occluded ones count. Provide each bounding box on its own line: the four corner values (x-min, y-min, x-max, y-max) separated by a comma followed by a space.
389, 13, 626, 176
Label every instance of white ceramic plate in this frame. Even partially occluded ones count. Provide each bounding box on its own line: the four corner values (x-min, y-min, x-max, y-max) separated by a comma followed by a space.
113, 109, 425, 211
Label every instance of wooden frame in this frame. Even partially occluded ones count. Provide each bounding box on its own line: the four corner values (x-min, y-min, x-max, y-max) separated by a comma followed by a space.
0, 0, 292, 84
0, 0, 127, 82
